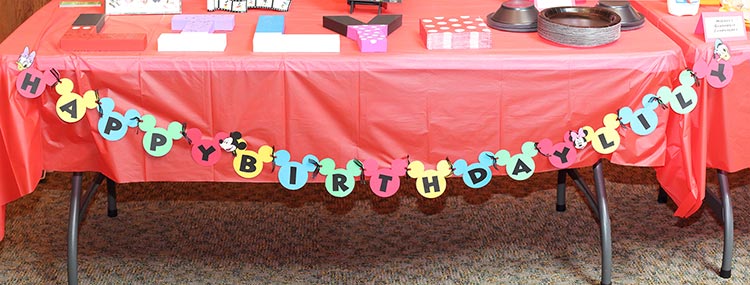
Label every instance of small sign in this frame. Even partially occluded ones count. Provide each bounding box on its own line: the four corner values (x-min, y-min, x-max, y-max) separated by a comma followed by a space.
60, 1, 102, 7
105, 0, 182, 15
695, 12, 748, 42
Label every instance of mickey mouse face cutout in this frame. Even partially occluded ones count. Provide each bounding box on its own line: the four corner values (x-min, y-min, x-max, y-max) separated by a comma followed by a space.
97, 98, 141, 141
185, 128, 227, 166
537, 135, 577, 169
219, 131, 247, 155
496, 141, 538, 181
233, 144, 274, 179
407, 160, 452, 199
363, 158, 407, 198
319, 158, 363, 198
591, 113, 621, 155
618, 94, 661, 136
452, 151, 496, 188
54, 78, 98, 123
138, 115, 183, 157
274, 150, 320, 190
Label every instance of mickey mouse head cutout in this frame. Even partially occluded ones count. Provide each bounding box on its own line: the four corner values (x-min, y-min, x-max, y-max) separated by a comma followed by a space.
319, 158, 363, 198
274, 150, 320, 190
54, 78, 98, 123
618, 94, 661, 136
537, 134, 577, 169
496, 141, 538, 181
407, 159, 452, 198
219, 131, 247, 156
185, 128, 227, 166
138, 115, 183, 157
654, 69, 698, 115
362, 158, 407, 197
452, 151, 496, 188
97, 97, 141, 141
569, 126, 594, 150
233, 144, 274, 179
589, 113, 622, 154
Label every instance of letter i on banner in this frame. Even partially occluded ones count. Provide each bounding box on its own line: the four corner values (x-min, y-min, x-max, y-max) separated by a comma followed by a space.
617, 94, 661, 136
274, 151, 320, 190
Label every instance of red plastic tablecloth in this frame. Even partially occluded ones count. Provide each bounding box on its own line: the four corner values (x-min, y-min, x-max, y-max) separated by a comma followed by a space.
0, 0, 686, 241
632, 0, 750, 217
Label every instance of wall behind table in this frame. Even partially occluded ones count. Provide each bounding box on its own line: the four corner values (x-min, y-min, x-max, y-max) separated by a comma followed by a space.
0, 0, 52, 42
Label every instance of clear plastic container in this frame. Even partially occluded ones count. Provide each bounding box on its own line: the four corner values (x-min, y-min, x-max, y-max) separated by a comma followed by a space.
667, 0, 701, 16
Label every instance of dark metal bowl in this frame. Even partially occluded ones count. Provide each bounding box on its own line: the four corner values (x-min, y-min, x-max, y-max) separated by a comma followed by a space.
597, 1, 645, 30
489, 0, 539, 25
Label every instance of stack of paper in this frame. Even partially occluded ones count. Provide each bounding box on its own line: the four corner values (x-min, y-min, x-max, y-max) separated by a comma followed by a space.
419, 16, 492, 50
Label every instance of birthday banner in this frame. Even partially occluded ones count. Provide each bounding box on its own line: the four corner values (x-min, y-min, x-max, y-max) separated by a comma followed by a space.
14, 41, 740, 199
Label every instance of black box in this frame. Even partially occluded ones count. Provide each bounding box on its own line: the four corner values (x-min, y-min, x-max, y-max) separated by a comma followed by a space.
368, 14, 402, 35
323, 15, 365, 36
72, 13, 105, 33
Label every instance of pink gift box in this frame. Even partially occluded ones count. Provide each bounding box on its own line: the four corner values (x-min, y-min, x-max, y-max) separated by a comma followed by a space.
347, 24, 388, 52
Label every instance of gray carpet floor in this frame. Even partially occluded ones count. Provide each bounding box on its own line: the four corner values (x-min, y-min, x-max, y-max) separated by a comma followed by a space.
1, 162, 748, 284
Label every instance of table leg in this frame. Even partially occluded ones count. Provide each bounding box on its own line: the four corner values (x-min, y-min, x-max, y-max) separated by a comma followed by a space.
67, 172, 108, 285
656, 187, 668, 204
716, 169, 733, 278
107, 178, 118, 217
660, 169, 734, 279
556, 170, 567, 212
68, 172, 83, 285
568, 169, 599, 218
592, 160, 611, 285
79, 174, 105, 225
555, 162, 610, 284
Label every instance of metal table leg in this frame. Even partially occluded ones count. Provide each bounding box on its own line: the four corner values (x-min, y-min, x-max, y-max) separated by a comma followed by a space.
592, 160, 611, 285
659, 169, 734, 279
704, 169, 733, 278
67, 172, 107, 285
555, 160, 611, 285
67, 172, 83, 285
